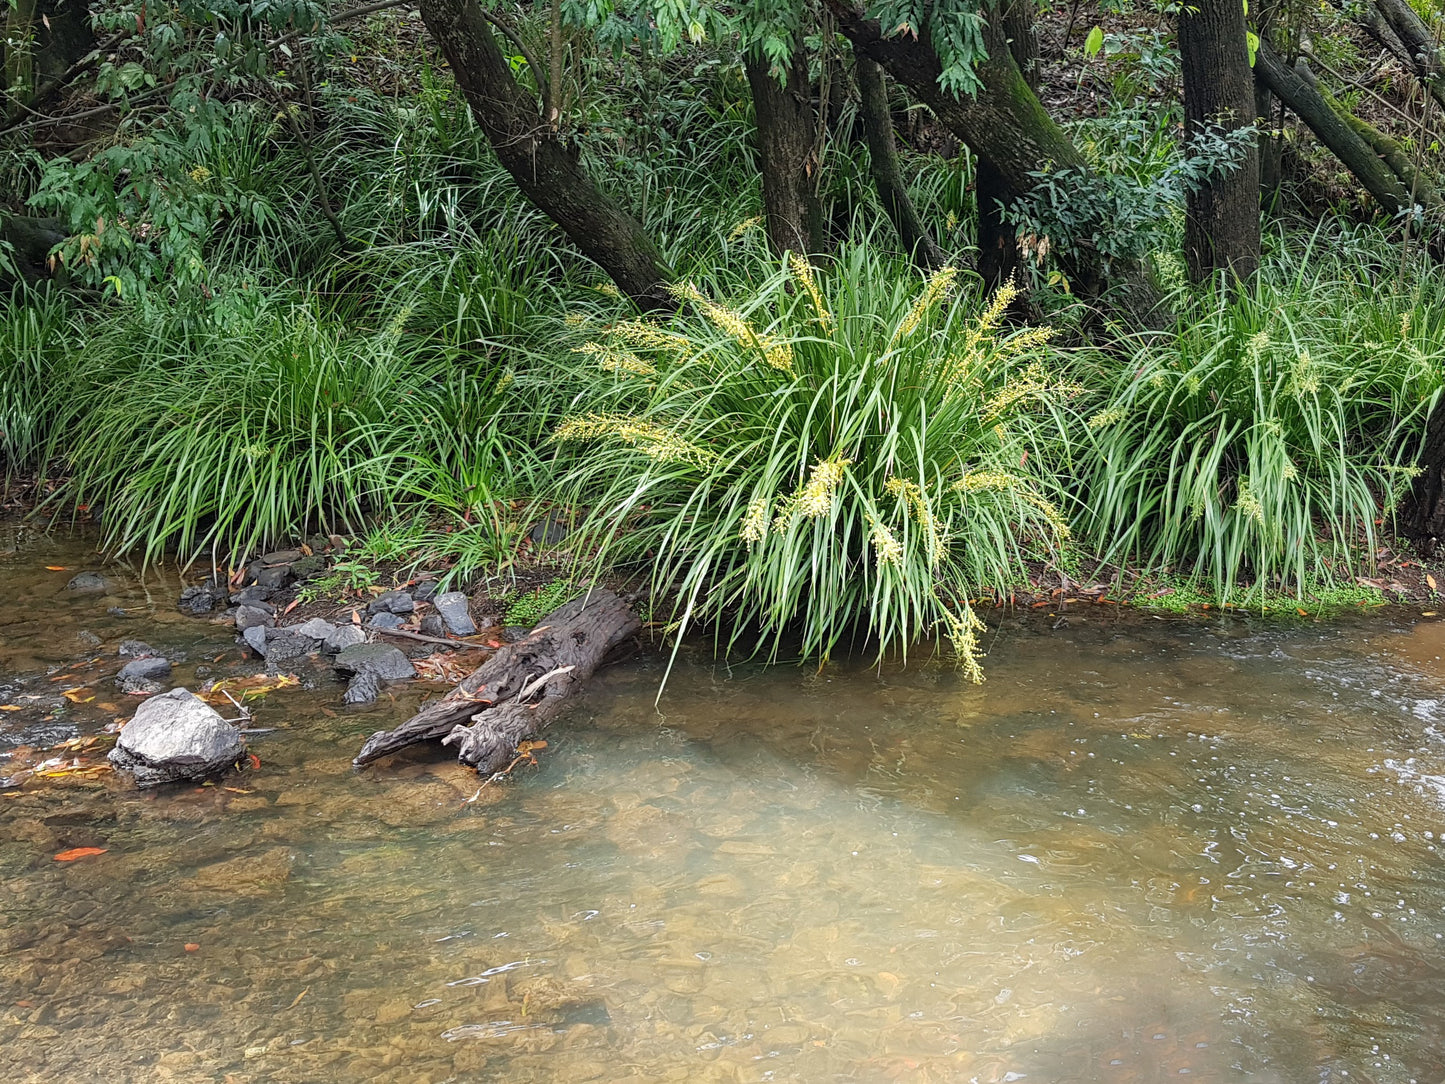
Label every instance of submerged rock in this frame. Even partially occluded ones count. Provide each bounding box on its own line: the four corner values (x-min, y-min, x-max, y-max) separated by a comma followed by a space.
116, 656, 171, 687
118, 639, 156, 658
65, 572, 109, 593
178, 579, 228, 615
343, 672, 382, 705
108, 689, 245, 787
334, 643, 415, 684
433, 592, 476, 636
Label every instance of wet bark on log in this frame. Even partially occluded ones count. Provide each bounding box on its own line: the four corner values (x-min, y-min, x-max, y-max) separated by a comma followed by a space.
353, 590, 639, 774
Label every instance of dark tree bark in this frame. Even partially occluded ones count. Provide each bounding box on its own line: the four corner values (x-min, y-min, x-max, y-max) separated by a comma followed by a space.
0, 214, 65, 286
354, 590, 639, 773
1256, 83, 1283, 203
419, 0, 671, 307
745, 47, 826, 255
827, 0, 1167, 324
1409, 399, 1445, 550
976, 0, 1039, 289
1179, 0, 1261, 282
1253, 39, 1417, 215
1371, 0, 1445, 112
854, 53, 945, 269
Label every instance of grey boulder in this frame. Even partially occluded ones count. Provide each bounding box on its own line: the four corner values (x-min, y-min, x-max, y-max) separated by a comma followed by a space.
368, 590, 415, 615
288, 617, 338, 643
323, 625, 366, 654
432, 592, 476, 636
108, 689, 244, 787
368, 612, 404, 630
117, 656, 171, 685
235, 605, 275, 632
334, 643, 415, 684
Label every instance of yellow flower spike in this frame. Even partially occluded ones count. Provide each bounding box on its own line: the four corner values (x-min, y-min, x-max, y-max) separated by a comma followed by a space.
867, 517, 904, 567
890, 265, 958, 346
740, 497, 770, 547
789, 254, 834, 334
796, 457, 851, 517
573, 342, 656, 377
727, 215, 764, 241
670, 281, 794, 372
555, 413, 711, 465
938, 605, 987, 684
609, 320, 694, 357
884, 477, 945, 566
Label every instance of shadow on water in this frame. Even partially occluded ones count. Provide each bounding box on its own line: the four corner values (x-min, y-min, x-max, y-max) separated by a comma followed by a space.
5, 523, 1445, 1081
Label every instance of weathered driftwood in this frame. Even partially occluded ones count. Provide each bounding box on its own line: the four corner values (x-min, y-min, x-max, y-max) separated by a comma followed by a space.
353, 589, 639, 773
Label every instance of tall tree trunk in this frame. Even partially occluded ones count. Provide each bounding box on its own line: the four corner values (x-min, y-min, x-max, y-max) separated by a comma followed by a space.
976, 0, 1039, 289
854, 52, 944, 269
745, 47, 826, 255
828, 0, 1167, 324
1179, 0, 1261, 283
1409, 397, 1445, 551
1253, 39, 1417, 215
1371, 0, 1445, 112
419, 0, 671, 308
1256, 83, 1283, 204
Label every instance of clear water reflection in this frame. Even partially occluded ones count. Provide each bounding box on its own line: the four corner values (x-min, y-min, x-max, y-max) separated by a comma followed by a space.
5, 526, 1445, 1081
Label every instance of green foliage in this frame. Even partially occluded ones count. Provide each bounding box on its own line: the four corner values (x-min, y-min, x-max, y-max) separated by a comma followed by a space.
504, 579, 578, 625
47, 291, 510, 563
0, 288, 76, 475
1006, 110, 1257, 269
1070, 231, 1445, 596
551, 247, 1070, 671
295, 559, 379, 603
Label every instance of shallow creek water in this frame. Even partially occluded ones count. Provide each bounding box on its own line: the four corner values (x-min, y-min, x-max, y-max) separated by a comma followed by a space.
6, 525, 1445, 1082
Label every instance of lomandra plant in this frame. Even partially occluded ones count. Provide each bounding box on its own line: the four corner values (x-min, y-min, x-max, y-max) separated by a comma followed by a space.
49, 292, 507, 564
551, 248, 1071, 676
1074, 241, 1444, 596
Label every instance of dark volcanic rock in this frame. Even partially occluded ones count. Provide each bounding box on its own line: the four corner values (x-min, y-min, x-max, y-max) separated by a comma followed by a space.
235, 605, 275, 633
178, 584, 225, 615
334, 643, 415, 683
368, 590, 415, 615
108, 689, 245, 787
343, 672, 382, 705
65, 572, 109, 593
368, 612, 404, 630
117, 656, 171, 685
230, 584, 276, 605
324, 625, 366, 654
419, 614, 446, 638
288, 617, 338, 643
260, 549, 302, 565
242, 625, 269, 654
118, 639, 156, 658
432, 592, 476, 636
258, 631, 310, 663
290, 555, 327, 579
252, 564, 294, 589
529, 511, 570, 546
413, 581, 439, 602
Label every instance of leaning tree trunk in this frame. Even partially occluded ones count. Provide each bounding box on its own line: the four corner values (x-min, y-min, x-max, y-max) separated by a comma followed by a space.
354, 590, 639, 773
1371, 0, 1445, 112
419, 0, 671, 308
976, 0, 1040, 290
1179, 0, 1261, 283
1253, 39, 1417, 216
854, 53, 944, 269
827, 0, 1167, 325
745, 45, 827, 256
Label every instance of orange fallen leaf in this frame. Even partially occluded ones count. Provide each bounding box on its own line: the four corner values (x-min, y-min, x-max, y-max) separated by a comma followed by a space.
53, 847, 107, 862
248, 753, 261, 770
14, 1000, 33, 1008
0, 705, 20, 712
283, 599, 300, 615
1297, 608, 1309, 616
185, 943, 200, 952
44, 566, 70, 571
1429, 574, 1439, 592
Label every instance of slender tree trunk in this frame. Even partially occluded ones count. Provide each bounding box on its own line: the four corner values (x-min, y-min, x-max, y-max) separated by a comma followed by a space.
745, 47, 826, 255
1179, 0, 1260, 283
854, 52, 944, 269
419, 0, 671, 308
1409, 397, 1445, 551
1256, 83, 1283, 203
828, 0, 1167, 323
1253, 39, 1416, 215
976, 0, 1039, 289
1371, 0, 1445, 112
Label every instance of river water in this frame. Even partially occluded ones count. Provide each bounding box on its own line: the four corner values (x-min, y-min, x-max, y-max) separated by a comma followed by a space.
5, 523, 1445, 1082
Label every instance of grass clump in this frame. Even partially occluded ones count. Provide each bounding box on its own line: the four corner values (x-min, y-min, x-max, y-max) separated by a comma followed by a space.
1072, 236, 1444, 598
48, 292, 510, 564
551, 248, 1071, 674
1, 289, 76, 476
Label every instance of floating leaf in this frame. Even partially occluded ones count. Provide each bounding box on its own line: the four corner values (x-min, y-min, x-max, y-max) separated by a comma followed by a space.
185, 943, 200, 952
248, 753, 261, 770
53, 847, 107, 862
45, 565, 71, 571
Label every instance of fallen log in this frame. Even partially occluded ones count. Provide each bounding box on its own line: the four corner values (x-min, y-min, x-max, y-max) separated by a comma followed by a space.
353, 589, 639, 773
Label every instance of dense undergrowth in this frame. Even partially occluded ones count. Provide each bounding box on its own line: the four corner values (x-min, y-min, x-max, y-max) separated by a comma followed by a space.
4, 25, 1445, 669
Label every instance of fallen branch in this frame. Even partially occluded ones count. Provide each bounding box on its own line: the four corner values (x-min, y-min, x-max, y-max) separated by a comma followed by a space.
353, 589, 639, 773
